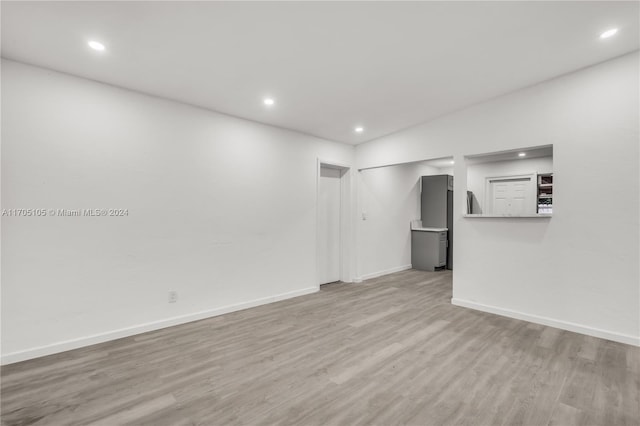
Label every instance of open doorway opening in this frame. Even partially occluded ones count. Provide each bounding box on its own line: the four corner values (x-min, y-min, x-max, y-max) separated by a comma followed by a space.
358, 156, 454, 279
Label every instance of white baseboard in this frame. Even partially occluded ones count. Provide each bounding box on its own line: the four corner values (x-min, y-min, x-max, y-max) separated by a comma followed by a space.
451, 298, 640, 347
1, 287, 318, 365
357, 264, 412, 282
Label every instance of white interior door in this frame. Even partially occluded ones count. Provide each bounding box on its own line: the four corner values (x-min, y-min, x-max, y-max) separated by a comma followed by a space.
318, 166, 341, 285
491, 178, 532, 215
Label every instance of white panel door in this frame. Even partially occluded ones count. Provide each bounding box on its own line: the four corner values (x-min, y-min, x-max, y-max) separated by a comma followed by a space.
318, 166, 341, 284
491, 178, 532, 215
492, 182, 510, 214
510, 181, 528, 215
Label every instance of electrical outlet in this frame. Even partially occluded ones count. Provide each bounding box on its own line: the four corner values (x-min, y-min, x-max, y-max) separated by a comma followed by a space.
168, 291, 178, 303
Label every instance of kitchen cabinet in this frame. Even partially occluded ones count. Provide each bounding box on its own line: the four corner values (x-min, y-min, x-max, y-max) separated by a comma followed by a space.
411, 228, 447, 271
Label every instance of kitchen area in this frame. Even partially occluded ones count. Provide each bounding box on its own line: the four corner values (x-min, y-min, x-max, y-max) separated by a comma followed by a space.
411, 174, 453, 271
357, 157, 454, 280
357, 147, 552, 277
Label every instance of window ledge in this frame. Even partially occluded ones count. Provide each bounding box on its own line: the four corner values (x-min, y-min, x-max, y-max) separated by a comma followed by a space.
463, 214, 552, 218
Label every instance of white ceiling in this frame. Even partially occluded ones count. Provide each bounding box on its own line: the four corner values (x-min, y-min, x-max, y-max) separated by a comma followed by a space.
2, 1, 638, 145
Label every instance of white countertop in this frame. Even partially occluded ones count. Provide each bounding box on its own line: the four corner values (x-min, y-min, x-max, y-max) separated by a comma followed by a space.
463, 214, 552, 218
411, 227, 448, 232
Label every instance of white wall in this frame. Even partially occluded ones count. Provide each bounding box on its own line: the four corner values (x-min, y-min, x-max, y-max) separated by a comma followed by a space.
2, 50, 638, 365
438, 167, 454, 176
356, 52, 639, 345
357, 162, 440, 279
467, 156, 553, 214
1, 60, 355, 363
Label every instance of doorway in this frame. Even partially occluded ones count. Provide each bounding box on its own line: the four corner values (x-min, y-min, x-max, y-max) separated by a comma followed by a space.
317, 161, 351, 286
318, 166, 342, 284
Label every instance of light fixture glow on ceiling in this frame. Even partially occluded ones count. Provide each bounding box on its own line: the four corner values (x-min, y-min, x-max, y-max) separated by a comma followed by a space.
518, 152, 526, 157
263, 98, 275, 106
354, 127, 364, 133
88, 40, 106, 51
450, 160, 455, 164
599, 28, 618, 39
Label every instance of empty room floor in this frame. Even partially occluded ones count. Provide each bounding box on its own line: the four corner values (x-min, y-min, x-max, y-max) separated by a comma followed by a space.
1, 270, 638, 425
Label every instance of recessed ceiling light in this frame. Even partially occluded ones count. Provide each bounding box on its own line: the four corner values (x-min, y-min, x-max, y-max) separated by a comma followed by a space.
518, 152, 526, 157
263, 98, 275, 106
88, 40, 105, 51
600, 28, 618, 39
450, 160, 455, 165
354, 127, 364, 133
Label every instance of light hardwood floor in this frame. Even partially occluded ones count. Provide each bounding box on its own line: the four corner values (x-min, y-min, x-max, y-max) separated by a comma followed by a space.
2, 270, 639, 425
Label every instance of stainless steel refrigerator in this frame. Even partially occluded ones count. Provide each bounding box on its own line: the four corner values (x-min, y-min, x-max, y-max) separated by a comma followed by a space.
420, 175, 453, 269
